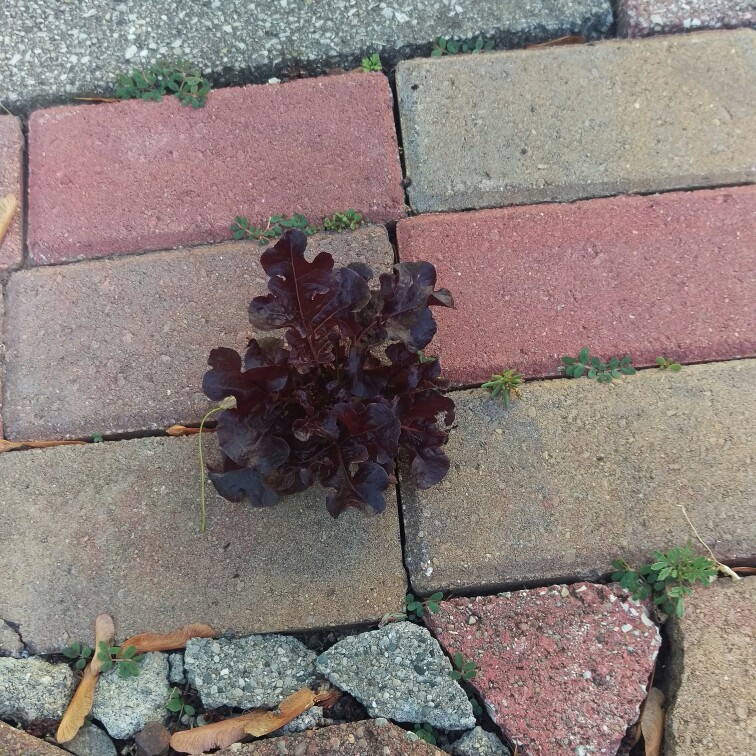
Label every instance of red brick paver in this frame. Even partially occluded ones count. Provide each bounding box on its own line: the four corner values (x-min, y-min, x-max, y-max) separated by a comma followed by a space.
397, 187, 756, 385
0, 722, 69, 755
0, 115, 23, 272
27, 73, 404, 264
426, 585, 661, 756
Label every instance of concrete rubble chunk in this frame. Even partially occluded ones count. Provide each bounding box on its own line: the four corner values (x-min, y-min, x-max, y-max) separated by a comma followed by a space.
397, 30, 756, 213
426, 584, 661, 756
215, 718, 447, 755
91, 653, 170, 740
0, 436, 405, 654
63, 723, 118, 756
184, 634, 318, 710
665, 577, 755, 755
2, 1, 613, 110
316, 622, 475, 731
4, 226, 394, 440
450, 727, 512, 756
0, 620, 24, 658
402, 360, 756, 593
0, 657, 74, 724
618, 0, 755, 37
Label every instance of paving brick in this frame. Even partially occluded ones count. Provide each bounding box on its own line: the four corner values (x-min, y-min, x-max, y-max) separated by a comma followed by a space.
397, 187, 756, 385
0, 115, 23, 271
3, 225, 393, 440
0, 435, 406, 654
665, 577, 755, 755
0, 722, 68, 756
618, 0, 755, 37
426, 585, 661, 756
396, 30, 756, 213
401, 359, 756, 594
27, 73, 404, 264
215, 719, 446, 755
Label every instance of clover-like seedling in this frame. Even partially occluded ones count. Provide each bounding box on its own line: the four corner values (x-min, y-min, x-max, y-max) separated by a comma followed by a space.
360, 53, 382, 72
115, 60, 211, 108
167, 687, 196, 717
63, 641, 93, 671
561, 348, 636, 383
97, 641, 144, 679
656, 356, 682, 372
405, 592, 443, 619
431, 36, 494, 56
413, 723, 438, 745
482, 369, 525, 407
450, 651, 478, 681
231, 213, 316, 244
611, 542, 717, 619
322, 209, 364, 232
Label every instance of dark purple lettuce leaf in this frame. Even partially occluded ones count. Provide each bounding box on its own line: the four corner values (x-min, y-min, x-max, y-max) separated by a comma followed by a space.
203, 229, 456, 519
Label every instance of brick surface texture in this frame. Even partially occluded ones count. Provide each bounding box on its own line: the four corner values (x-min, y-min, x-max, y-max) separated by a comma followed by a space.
397, 187, 756, 385
402, 360, 756, 594
0, 722, 68, 755
0, 435, 406, 654
3, 226, 393, 440
618, 0, 755, 37
396, 30, 756, 213
0, 115, 23, 271
665, 577, 755, 755
426, 585, 661, 756
27, 73, 404, 264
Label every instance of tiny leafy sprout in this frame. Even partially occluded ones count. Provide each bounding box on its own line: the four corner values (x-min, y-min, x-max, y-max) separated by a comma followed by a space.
611, 541, 718, 619
450, 651, 478, 681
431, 36, 494, 56
656, 356, 682, 372
405, 592, 443, 619
63, 641, 93, 671
322, 209, 364, 233
561, 348, 636, 383
115, 60, 211, 108
230, 213, 316, 245
468, 692, 483, 718
413, 723, 437, 745
360, 53, 382, 72
91, 434, 104, 443
167, 687, 196, 717
482, 369, 524, 408
97, 641, 144, 679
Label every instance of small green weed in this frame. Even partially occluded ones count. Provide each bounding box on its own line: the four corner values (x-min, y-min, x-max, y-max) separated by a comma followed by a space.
449, 651, 478, 681
405, 592, 443, 619
115, 60, 211, 108
360, 53, 383, 72
167, 687, 196, 717
97, 641, 144, 679
417, 350, 436, 364
413, 723, 438, 745
656, 356, 682, 372
231, 213, 316, 244
468, 691, 483, 717
431, 36, 495, 56
611, 542, 717, 619
91, 434, 104, 443
322, 209, 364, 232
62, 641, 93, 671
482, 369, 524, 407
561, 348, 636, 383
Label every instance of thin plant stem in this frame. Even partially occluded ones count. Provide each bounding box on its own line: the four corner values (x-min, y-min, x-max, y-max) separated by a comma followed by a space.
678, 504, 740, 580
198, 405, 225, 533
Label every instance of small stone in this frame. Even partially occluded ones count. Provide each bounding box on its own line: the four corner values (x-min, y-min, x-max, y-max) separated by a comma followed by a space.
450, 726, 511, 756
64, 723, 117, 756
168, 653, 185, 684
124, 45, 138, 59
0, 621, 23, 658
0, 657, 74, 724
282, 706, 324, 733
134, 720, 171, 756
316, 622, 474, 731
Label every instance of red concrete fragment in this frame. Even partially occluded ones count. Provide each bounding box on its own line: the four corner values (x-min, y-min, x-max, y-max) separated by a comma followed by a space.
28, 73, 404, 264
0, 115, 24, 271
397, 186, 756, 384
426, 584, 661, 756
0, 721, 68, 755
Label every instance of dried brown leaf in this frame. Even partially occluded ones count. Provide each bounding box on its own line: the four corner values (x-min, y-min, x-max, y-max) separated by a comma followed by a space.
166, 425, 202, 436
121, 623, 216, 653
243, 688, 318, 737
170, 710, 260, 754
527, 34, 586, 48
56, 614, 115, 743
315, 689, 340, 708
732, 566, 755, 576
0, 438, 87, 453
641, 687, 665, 756
0, 194, 17, 244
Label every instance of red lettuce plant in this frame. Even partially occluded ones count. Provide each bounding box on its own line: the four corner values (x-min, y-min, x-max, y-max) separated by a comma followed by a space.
202, 229, 455, 517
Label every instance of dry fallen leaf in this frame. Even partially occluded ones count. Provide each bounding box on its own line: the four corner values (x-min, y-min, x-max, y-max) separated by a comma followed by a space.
733, 566, 756, 576
527, 34, 586, 48
0, 438, 88, 453
166, 425, 203, 436
640, 687, 665, 756
56, 614, 115, 743
121, 623, 216, 653
0, 194, 17, 245
171, 689, 339, 753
